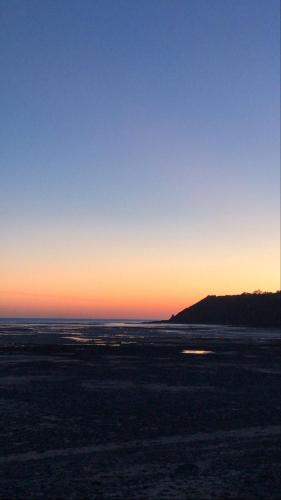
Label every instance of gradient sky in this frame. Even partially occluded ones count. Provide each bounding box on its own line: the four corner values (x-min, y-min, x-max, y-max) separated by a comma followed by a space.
0, 0, 280, 318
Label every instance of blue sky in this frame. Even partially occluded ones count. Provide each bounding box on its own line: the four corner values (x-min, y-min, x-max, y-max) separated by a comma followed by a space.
0, 0, 280, 317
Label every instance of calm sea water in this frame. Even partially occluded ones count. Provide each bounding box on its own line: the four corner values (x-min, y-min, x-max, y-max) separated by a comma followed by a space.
0, 319, 279, 347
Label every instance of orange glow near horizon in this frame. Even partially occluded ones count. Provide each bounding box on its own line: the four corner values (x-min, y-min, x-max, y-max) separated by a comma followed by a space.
0, 235, 279, 319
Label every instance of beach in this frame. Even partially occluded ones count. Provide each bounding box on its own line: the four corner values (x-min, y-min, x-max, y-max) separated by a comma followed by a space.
0, 321, 280, 499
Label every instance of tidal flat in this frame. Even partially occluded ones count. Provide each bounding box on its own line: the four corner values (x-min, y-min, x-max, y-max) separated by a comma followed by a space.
0, 322, 280, 499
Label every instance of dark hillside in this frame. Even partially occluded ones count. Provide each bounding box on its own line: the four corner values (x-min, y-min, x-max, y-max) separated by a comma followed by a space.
169, 292, 281, 327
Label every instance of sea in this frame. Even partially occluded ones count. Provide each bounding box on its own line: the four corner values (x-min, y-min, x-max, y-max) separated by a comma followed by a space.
0, 317, 279, 347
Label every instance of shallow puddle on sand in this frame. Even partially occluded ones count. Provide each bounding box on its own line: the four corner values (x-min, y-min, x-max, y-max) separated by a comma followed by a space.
181, 350, 214, 355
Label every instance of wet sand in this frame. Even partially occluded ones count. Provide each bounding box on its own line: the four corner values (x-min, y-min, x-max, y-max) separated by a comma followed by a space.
0, 322, 280, 499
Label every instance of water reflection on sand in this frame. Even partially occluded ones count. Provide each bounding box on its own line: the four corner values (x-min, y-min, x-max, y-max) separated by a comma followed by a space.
182, 350, 214, 355
0, 320, 279, 350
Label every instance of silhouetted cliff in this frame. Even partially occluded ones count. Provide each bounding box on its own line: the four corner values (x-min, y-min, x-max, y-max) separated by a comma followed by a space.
169, 292, 281, 327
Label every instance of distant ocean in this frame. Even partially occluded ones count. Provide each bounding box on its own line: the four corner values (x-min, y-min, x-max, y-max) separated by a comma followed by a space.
0, 319, 279, 346
0, 318, 147, 325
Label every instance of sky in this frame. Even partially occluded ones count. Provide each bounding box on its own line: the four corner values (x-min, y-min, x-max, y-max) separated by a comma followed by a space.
0, 0, 280, 318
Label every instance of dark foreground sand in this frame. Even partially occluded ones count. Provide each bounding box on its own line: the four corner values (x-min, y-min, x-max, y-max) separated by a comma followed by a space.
0, 322, 280, 499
